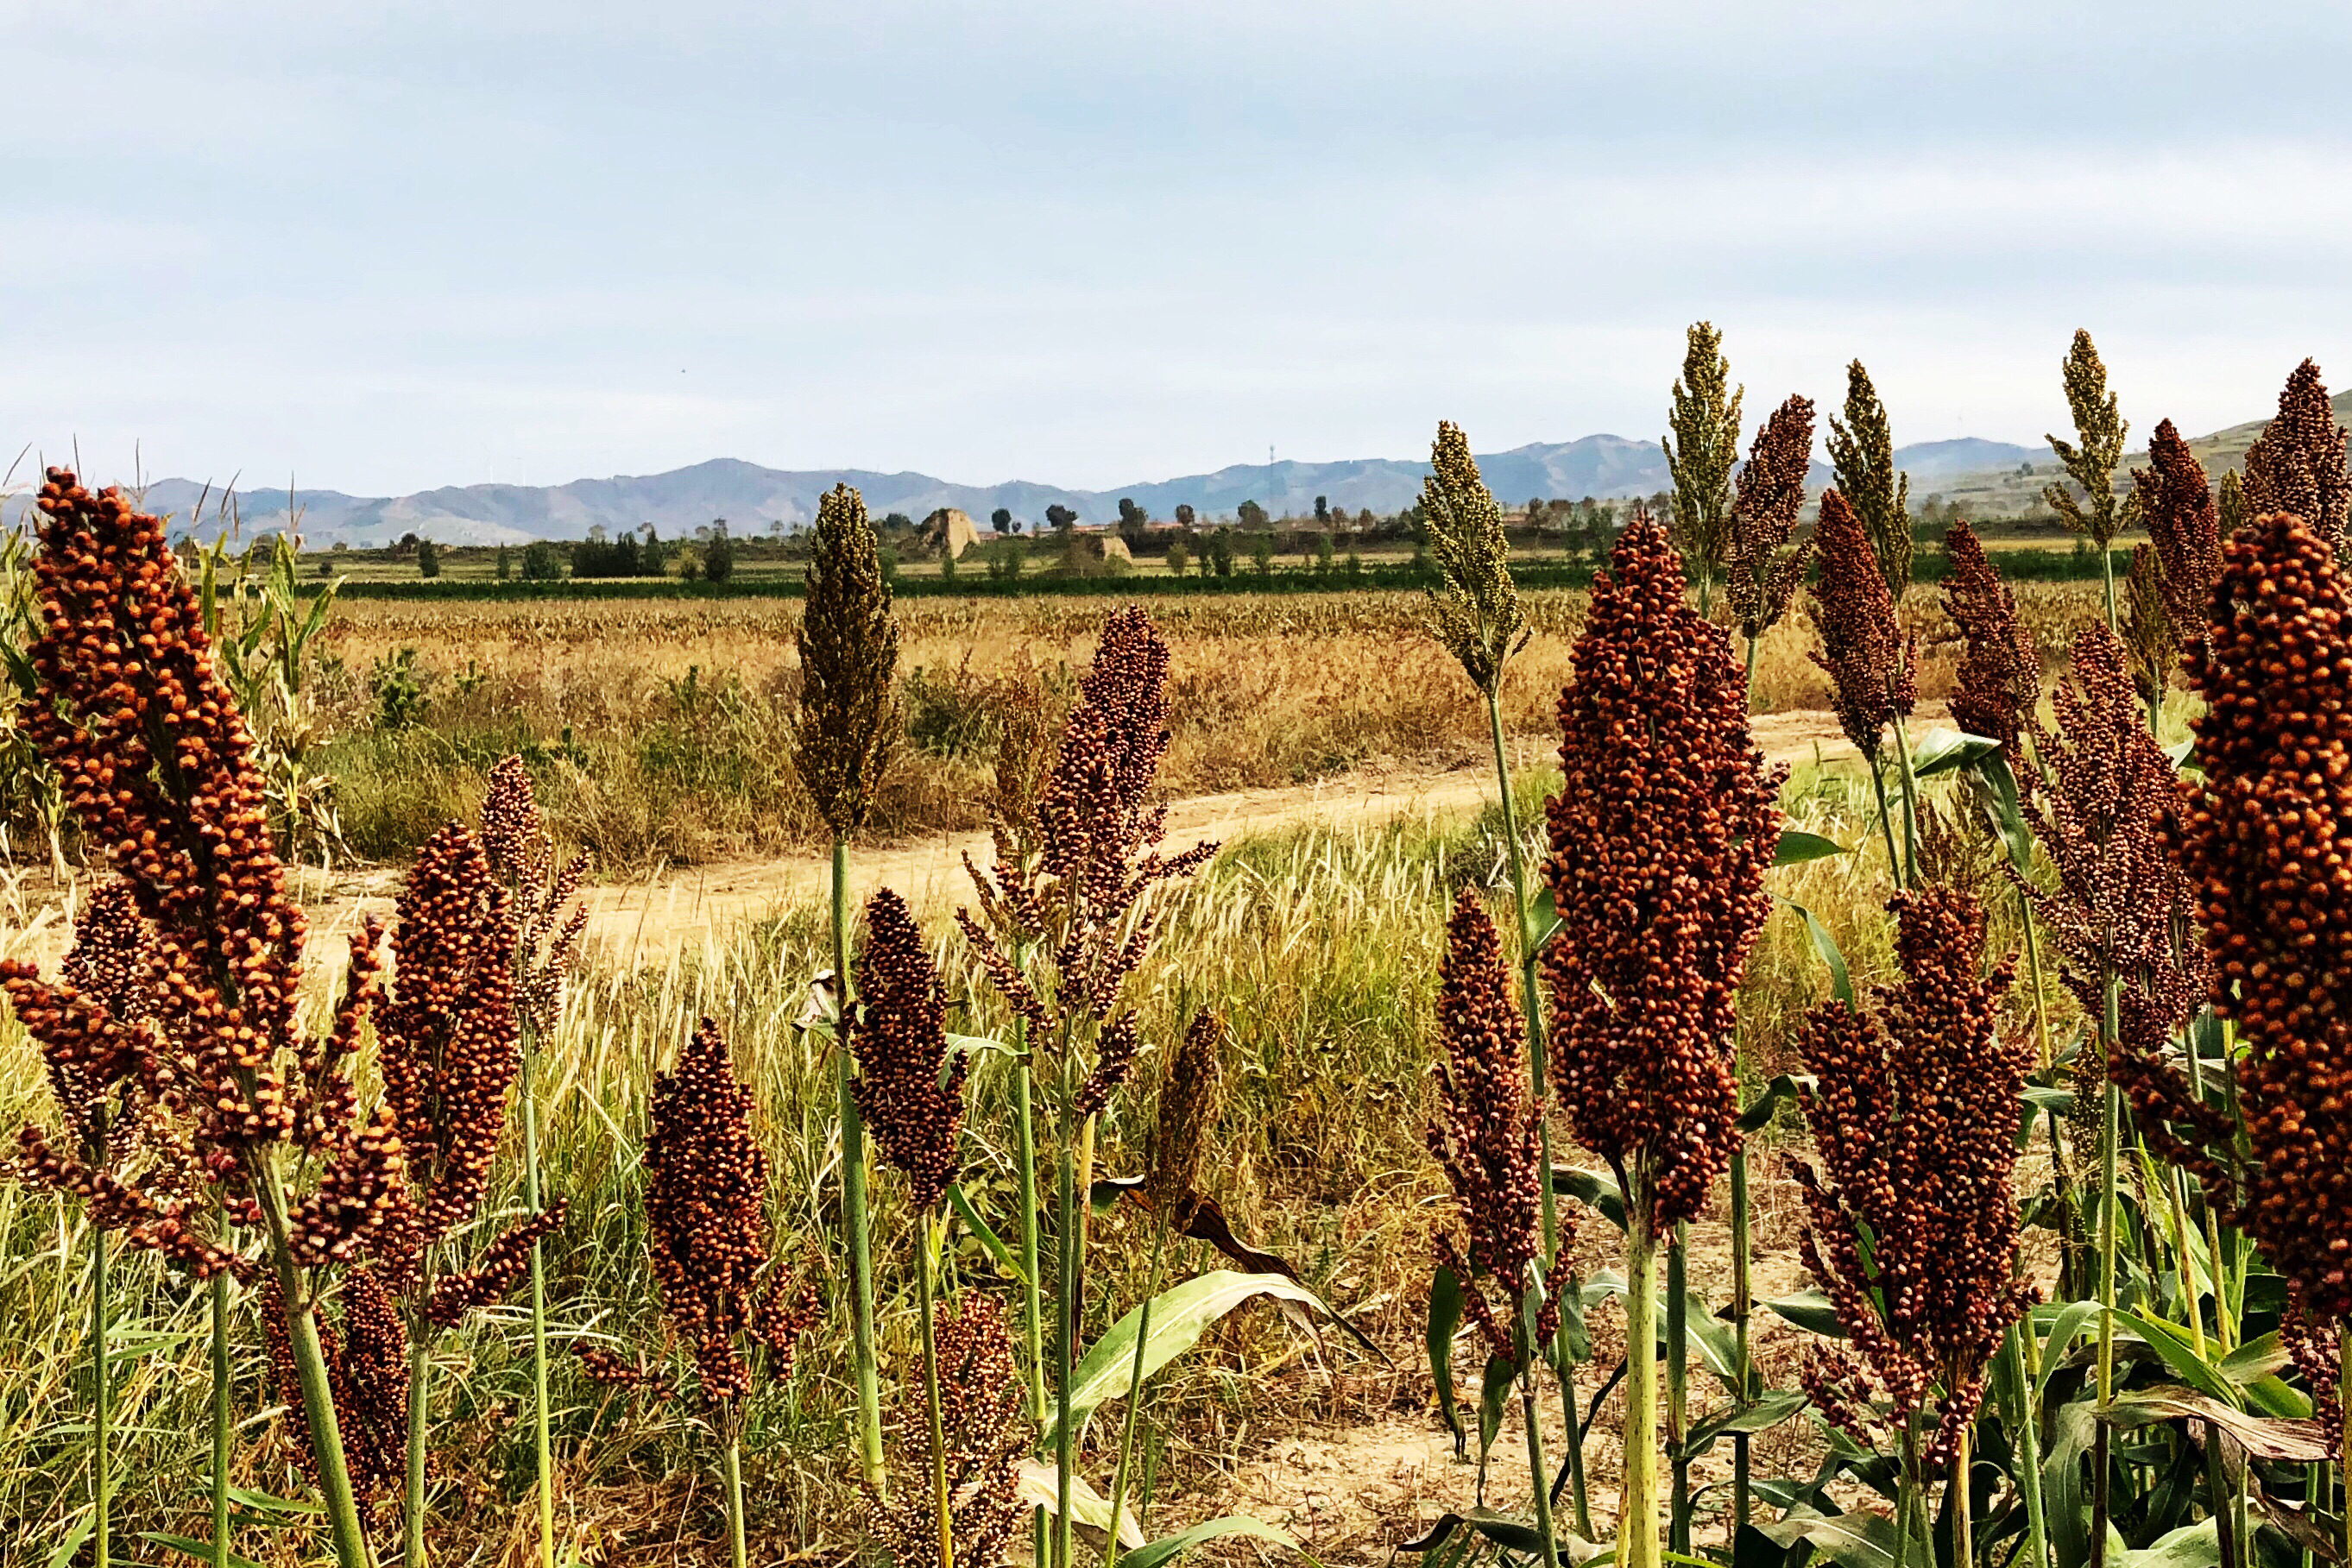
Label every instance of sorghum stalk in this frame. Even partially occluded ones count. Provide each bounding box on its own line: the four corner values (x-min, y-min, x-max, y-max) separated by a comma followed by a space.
1622, 1178, 1663, 1568
919, 1215, 954, 1568
2006, 1326, 2049, 1568
2093, 983, 2121, 1568
1893, 1409, 1922, 1568
721, 1427, 747, 1568
1731, 1148, 1754, 1533
1102, 1214, 1170, 1568
520, 1063, 553, 1559
1667, 1236, 1690, 1552
211, 1273, 230, 1568
91, 1206, 110, 1568
792, 482, 900, 1496
833, 835, 885, 1494
252, 1162, 375, 1567
402, 1263, 432, 1566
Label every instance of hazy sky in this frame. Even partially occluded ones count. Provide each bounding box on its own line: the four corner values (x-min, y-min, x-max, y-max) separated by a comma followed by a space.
7, 1, 2352, 496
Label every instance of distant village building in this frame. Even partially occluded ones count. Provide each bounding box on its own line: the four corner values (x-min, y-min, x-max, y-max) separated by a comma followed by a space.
923, 507, 981, 558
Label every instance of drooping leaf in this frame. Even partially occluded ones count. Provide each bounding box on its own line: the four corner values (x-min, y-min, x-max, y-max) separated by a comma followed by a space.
2104, 1386, 2336, 1462
2119, 1517, 2223, 1568
1478, 1354, 1514, 1458
1119, 1514, 1304, 1568
1042, 1270, 1332, 1447
1429, 1262, 1467, 1452
1528, 885, 1565, 956
1784, 900, 1855, 1008
1686, 1389, 1809, 1454
2035, 1301, 2103, 1401
1763, 1290, 1847, 1339
1757, 1508, 1902, 1568
1909, 727, 2001, 778
1964, 753, 2037, 876
1737, 1074, 1810, 1134
2109, 1310, 2242, 1407
1401, 1510, 1607, 1565
1553, 1165, 1629, 1231
948, 1182, 1025, 1285
1774, 828, 1851, 866
1013, 1458, 1143, 1548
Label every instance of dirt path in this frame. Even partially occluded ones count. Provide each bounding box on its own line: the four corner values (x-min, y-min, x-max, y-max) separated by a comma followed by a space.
0, 703, 1928, 976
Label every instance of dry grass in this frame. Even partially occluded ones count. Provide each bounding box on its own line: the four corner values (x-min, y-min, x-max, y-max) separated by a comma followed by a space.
314, 584, 2111, 871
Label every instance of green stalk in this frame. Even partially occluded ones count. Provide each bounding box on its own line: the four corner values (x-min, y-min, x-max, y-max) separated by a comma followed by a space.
2338, 1338, 2350, 1568
211, 1272, 231, 1568
2007, 1326, 2049, 1568
1014, 1049, 1046, 1423
1103, 1218, 1171, 1568
1054, 1099, 1081, 1568
2101, 546, 2116, 634
520, 1048, 554, 1566
401, 1312, 430, 1565
91, 1212, 110, 1568
1956, 1420, 1975, 1568
1889, 714, 1923, 890
721, 1429, 747, 1568
1667, 1229, 1691, 1554
1520, 1370, 1564, 1568
2092, 978, 2121, 1568
1731, 1143, 1753, 1533
1485, 686, 1590, 1536
1869, 762, 1906, 890
252, 1157, 375, 1568
1620, 1173, 1662, 1568
918, 1212, 955, 1568
1895, 1410, 1921, 1568
833, 834, 886, 1496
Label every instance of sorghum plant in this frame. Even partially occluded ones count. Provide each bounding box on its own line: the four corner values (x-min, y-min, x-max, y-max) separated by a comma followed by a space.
1542, 512, 1782, 1568
959, 605, 1213, 1568
1827, 360, 1914, 601
1418, 422, 1588, 1527
3, 470, 410, 1565
1810, 487, 1920, 883
262, 1268, 411, 1512
616, 1016, 817, 1568
1428, 891, 1561, 1562
1792, 885, 2033, 1568
791, 480, 901, 1492
370, 820, 567, 1562
477, 753, 588, 1564
2043, 329, 2140, 627
2120, 545, 2176, 718
2241, 361, 2349, 554
1725, 393, 1817, 672
2149, 512, 2352, 1514
1662, 322, 1744, 619
2133, 419, 2223, 667
872, 1295, 1026, 1568
848, 887, 966, 1568
2019, 618, 2210, 1559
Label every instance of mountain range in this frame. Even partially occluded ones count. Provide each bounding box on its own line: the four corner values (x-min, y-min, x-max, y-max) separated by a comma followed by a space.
52, 431, 2047, 549
19, 404, 2321, 548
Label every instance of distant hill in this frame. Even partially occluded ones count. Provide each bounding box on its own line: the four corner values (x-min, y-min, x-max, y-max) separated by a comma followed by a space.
73, 431, 2047, 548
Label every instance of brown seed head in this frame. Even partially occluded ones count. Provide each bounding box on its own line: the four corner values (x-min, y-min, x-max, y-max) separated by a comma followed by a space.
848, 888, 964, 1213
873, 1293, 1026, 1568
2165, 510, 2352, 1317
1939, 521, 2040, 758
1725, 393, 1816, 643
1542, 513, 1784, 1228
645, 1017, 772, 1407
1149, 1008, 1226, 1215
1808, 488, 1916, 762
2133, 419, 2223, 658
1790, 885, 2031, 1469
792, 483, 900, 836
2242, 361, 2350, 554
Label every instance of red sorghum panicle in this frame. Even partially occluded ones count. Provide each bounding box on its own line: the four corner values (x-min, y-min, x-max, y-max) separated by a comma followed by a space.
479, 755, 588, 1039
2242, 362, 2350, 553
961, 606, 1214, 1090
1725, 394, 1818, 645
373, 823, 526, 1274
2283, 1293, 2343, 1452
2020, 622, 2209, 1061
2163, 511, 2352, 1317
873, 1294, 1027, 1568
1542, 513, 1784, 1226
1940, 521, 2040, 758
266, 1268, 410, 1508
2, 471, 412, 1276
1428, 891, 1554, 1363
848, 888, 964, 1214
644, 1017, 775, 1408
1790, 885, 2032, 1468
1808, 488, 1916, 763
2134, 419, 2224, 659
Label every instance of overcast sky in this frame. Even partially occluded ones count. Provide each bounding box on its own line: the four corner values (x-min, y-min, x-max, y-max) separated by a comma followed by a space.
6, 1, 2351, 497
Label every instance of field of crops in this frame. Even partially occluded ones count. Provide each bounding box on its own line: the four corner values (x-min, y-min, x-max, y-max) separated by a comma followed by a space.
2, 349, 2348, 1568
